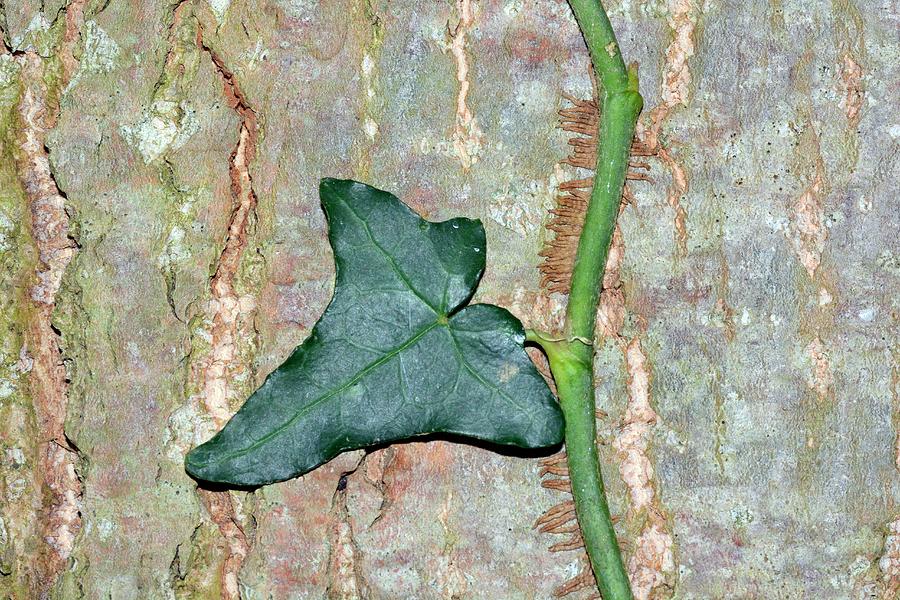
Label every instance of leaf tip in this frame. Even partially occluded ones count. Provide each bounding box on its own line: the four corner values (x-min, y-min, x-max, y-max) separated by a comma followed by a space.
184, 441, 216, 482
318, 177, 344, 203
319, 176, 339, 191
184, 438, 256, 487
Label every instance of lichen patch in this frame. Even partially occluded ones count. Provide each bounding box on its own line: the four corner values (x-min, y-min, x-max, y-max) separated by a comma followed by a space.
120, 99, 201, 164
207, 0, 232, 24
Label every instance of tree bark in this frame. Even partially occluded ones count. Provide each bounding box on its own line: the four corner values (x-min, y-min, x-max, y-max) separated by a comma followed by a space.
0, 0, 896, 598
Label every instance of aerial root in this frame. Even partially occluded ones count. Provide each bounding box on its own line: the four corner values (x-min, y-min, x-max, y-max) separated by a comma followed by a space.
538, 93, 656, 294
553, 566, 596, 598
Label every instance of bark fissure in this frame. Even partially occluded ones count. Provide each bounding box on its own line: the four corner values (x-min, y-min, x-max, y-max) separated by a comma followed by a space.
9, 0, 86, 593
195, 22, 261, 428
189, 19, 261, 600
446, 0, 483, 171
197, 488, 252, 600
326, 455, 369, 600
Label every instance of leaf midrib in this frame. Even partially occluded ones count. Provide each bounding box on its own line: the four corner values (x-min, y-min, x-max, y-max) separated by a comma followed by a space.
337, 194, 442, 314
202, 320, 442, 465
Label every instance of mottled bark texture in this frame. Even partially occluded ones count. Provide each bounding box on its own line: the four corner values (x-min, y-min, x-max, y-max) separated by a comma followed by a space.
0, 0, 896, 598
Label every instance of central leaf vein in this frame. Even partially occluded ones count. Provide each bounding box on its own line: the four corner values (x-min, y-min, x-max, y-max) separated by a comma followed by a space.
337, 194, 440, 314
212, 321, 441, 462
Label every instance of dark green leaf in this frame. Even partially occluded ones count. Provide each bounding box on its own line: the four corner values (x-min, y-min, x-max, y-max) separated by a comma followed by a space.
185, 179, 563, 486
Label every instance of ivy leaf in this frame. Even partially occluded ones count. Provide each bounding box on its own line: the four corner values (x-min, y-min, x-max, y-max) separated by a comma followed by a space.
185, 179, 563, 486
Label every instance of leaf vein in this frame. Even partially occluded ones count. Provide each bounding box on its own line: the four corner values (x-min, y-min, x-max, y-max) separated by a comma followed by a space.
337, 194, 440, 314
445, 326, 531, 417
207, 321, 440, 464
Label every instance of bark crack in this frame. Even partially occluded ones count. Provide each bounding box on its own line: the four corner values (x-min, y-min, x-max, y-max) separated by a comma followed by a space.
326, 454, 369, 600
9, 0, 86, 593
188, 17, 262, 600
446, 0, 483, 171
638, 0, 701, 258
195, 21, 261, 428
197, 489, 252, 600
4, 0, 85, 597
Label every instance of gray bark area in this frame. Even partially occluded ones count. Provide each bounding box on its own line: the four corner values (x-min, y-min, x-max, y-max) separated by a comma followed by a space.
0, 0, 897, 598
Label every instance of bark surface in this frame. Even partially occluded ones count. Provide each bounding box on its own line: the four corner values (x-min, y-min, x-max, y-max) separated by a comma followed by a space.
0, 0, 896, 598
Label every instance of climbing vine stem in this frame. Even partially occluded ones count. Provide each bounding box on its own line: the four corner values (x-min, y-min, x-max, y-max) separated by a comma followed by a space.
531, 1, 642, 599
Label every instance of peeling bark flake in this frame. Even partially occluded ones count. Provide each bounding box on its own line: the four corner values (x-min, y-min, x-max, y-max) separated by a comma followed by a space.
805, 337, 833, 400
838, 51, 864, 126
788, 159, 827, 279
640, 0, 700, 257
615, 340, 659, 513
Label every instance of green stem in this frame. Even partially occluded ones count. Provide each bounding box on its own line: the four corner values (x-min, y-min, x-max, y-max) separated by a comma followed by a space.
555, 342, 630, 599
565, 0, 642, 341
536, 2, 643, 599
